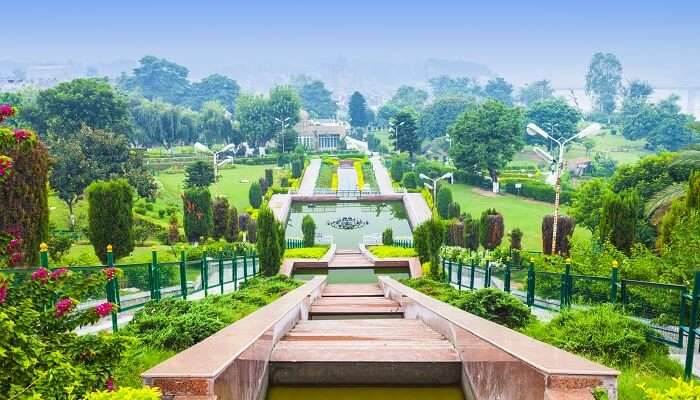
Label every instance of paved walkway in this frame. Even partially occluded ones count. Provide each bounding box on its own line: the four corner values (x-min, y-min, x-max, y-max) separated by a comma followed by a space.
337, 165, 358, 191
269, 193, 292, 223
370, 156, 394, 195
298, 158, 321, 195
404, 193, 432, 227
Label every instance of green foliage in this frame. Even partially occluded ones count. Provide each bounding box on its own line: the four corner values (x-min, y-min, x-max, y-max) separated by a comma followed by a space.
224, 207, 239, 242
348, 91, 369, 128
436, 186, 453, 218
248, 182, 263, 209
119, 56, 191, 105
518, 79, 554, 106
413, 219, 445, 279
291, 159, 303, 178
389, 110, 420, 157
401, 171, 418, 188
48, 233, 74, 262
620, 95, 697, 151
283, 246, 329, 259
463, 214, 480, 251
483, 77, 514, 105
189, 74, 240, 113
446, 220, 465, 247
428, 75, 482, 100
640, 378, 700, 400
688, 171, 700, 210
586, 52, 623, 114
526, 98, 582, 145
256, 206, 282, 276
389, 85, 429, 110
185, 160, 215, 188
541, 215, 576, 256
571, 178, 610, 232
389, 157, 407, 182
295, 78, 338, 118
132, 217, 164, 246
182, 187, 213, 243
600, 190, 640, 254
500, 178, 573, 204
86, 387, 162, 400
418, 97, 473, 139
662, 211, 700, 285
212, 196, 230, 240
509, 228, 523, 250
86, 179, 134, 263
525, 305, 665, 368
382, 228, 394, 245
368, 245, 417, 258
479, 209, 504, 250
301, 214, 316, 247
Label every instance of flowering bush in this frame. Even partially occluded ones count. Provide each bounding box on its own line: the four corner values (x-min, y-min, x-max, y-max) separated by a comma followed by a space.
0, 267, 130, 399
86, 386, 162, 400
0, 154, 12, 182
0, 103, 15, 122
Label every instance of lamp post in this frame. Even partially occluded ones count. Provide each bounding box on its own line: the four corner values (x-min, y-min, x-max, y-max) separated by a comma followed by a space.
194, 142, 237, 182
275, 117, 291, 153
526, 122, 601, 254
389, 120, 405, 152
419, 172, 454, 211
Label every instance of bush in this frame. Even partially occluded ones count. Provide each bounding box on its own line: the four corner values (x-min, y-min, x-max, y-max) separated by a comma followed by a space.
600, 190, 639, 254
182, 187, 213, 243
212, 197, 230, 240
48, 233, 74, 262
132, 217, 163, 246
256, 206, 282, 276
436, 186, 453, 218
446, 221, 465, 247
463, 214, 480, 251
247, 219, 257, 243
184, 160, 215, 188
640, 378, 700, 400
86, 387, 162, 400
401, 172, 418, 189
526, 305, 665, 368
284, 246, 329, 259
413, 219, 445, 279
301, 215, 316, 247
291, 159, 303, 179
500, 178, 574, 204
248, 182, 263, 209
382, 228, 394, 245
86, 179, 134, 263
265, 168, 274, 187
541, 215, 575, 256
479, 209, 504, 250
454, 288, 531, 329
224, 207, 239, 242
390, 157, 407, 182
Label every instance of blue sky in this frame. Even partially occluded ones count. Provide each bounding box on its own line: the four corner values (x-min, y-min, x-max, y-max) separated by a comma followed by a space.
7, 0, 700, 85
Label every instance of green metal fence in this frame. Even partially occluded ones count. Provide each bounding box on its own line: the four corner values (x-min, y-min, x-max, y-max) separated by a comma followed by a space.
440, 254, 700, 380
286, 238, 304, 249
392, 239, 413, 248
7, 246, 261, 334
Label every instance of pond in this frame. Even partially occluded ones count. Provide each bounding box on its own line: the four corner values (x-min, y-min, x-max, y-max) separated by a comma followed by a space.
292, 267, 410, 284
285, 201, 412, 249
267, 386, 464, 400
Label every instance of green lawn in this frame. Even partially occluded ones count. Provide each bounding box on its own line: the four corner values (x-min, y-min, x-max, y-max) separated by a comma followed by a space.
447, 183, 590, 251
316, 161, 336, 189
49, 164, 273, 230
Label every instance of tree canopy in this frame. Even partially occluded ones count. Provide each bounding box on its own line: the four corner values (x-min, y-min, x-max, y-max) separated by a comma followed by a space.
518, 80, 554, 106
188, 74, 240, 113
389, 85, 428, 110
418, 97, 473, 139
120, 56, 191, 104
348, 91, 369, 128
526, 98, 582, 144
619, 95, 698, 150
484, 77, 514, 105
428, 75, 482, 99
390, 110, 420, 158
585, 52, 623, 114
295, 78, 338, 118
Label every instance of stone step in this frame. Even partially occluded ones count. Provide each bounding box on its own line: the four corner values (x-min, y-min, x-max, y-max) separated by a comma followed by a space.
310, 296, 402, 317
322, 283, 384, 297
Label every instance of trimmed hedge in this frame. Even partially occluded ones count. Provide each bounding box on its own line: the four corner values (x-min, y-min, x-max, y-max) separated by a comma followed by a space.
500, 178, 573, 204
86, 179, 134, 263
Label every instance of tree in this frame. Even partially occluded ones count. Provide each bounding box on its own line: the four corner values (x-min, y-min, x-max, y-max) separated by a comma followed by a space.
389, 157, 407, 182
182, 187, 213, 243
541, 215, 575, 256
125, 149, 158, 200
479, 209, 504, 250
249, 182, 263, 209
256, 206, 282, 276
189, 74, 240, 113
212, 197, 230, 240
570, 178, 610, 232
526, 98, 582, 145
382, 228, 394, 245
119, 55, 191, 105
302, 215, 316, 247
428, 76, 482, 99
185, 160, 215, 188
296, 79, 337, 118
225, 206, 239, 242
484, 77, 514, 105
389, 110, 420, 158
167, 215, 180, 244
619, 95, 698, 150
377, 102, 401, 126
390, 85, 428, 110
86, 179, 134, 263
599, 190, 640, 254
237, 94, 274, 147
624, 79, 653, 102
418, 97, 473, 139
348, 91, 369, 129
413, 218, 445, 279
585, 52, 623, 115
128, 97, 200, 147
401, 171, 418, 189
198, 101, 236, 145
291, 159, 303, 178
463, 214, 480, 251
449, 100, 525, 192
269, 86, 302, 128
48, 137, 90, 229
36, 78, 130, 138
436, 186, 453, 219
518, 80, 554, 106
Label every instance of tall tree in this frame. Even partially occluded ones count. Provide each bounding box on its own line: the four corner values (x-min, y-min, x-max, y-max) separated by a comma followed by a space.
484, 77, 514, 105
599, 190, 640, 254
189, 74, 240, 113
86, 179, 134, 263
389, 110, 420, 158
256, 206, 282, 276
518, 80, 554, 106
449, 100, 525, 192
198, 101, 237, 145
128, 96, 199, 147
236, 94, 274, 147
348, 91, 369, 129
296, 79, 338, 118
619, 95, 698, 150
36, 78, 130, 138
119, 55, 191, 105
184, 160, 215, 188
428, 75, 482, 99
526, 98, 582, 145
585, 52, 623, 115
418, 97, 473, 139
624, 79, 653, 102
390, 85, 428, 110
269, 85, 302, 127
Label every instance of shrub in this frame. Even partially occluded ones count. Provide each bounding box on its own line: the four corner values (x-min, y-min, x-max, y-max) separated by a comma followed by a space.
447, 201, 461, 219
249, 182, 263, 209
265, 168, 274, 186
247, 219, 257, 243
541, 215, 575, 255
184, 160, 215, 188
401, 172, 418, 189
167, 215, 179, 244
182, 187, 213, 243
47, 233, 74, 262
302, 215, 316, 247
500, 178, 574, 204
238, 212, 250, 233
86, 387, 162, 400
258, 176, 269, 196
382, 228, 394, 245
291, 159, 303, 178
455, 288, 532, 329
463, 214, 480, 251
599, 190, 639, 254
224, 207, 239, 242
479, 209, 504, 250
413, 219, 445, 279
526, 305, 665, 368
132, 218, 159, 246
436, 186, 453, 218
446, 221, 464, 247
284, 246, 329, 259
390, 157, 406, 182
256, 206, 282, 276
280, 176, 289, 187
87, 179, 134, 263
212, 197, 230, 240
640, 378, 700, 400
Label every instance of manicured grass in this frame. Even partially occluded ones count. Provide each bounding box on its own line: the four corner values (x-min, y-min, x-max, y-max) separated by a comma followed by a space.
362, 161, 379, 191
283, 246, 330, 259
49, 164, 273, 230
53, 243, 176, 267
367, 245, 417, 258
447, 183, 590, 251
316, 161, 336, 189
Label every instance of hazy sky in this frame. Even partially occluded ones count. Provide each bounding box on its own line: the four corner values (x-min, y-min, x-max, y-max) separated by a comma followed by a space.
7, 0, 700, 86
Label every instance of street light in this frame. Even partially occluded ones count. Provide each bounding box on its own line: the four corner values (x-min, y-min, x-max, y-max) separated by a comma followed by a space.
526, 122, 601, 254
389, 120, 405, 152
419, 172, 454, 211
275, 117, 291, 153
194, 142, 237, 182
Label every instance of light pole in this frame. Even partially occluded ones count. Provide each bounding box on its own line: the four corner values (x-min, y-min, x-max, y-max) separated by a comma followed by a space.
275, 117, 291, 153
389, 120, 405, 152
194, 142, 237, 182
419, 172, 453, 211
526, 122, 601, 254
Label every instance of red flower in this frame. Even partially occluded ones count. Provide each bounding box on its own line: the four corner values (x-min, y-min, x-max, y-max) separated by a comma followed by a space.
31, 267, 49, 282
0, 280, 7, 304
13, 129, 31, 142
50, 268, 69, 280
0, 104, 14, 120
9, 252, 22, 266
95, 302, 114, 317
105, 377, 115, 391
55, 298, 76, 317
102, 267, 118, 280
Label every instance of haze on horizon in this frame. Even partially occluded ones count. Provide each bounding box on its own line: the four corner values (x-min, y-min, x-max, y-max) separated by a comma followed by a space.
5, 0, 700, 89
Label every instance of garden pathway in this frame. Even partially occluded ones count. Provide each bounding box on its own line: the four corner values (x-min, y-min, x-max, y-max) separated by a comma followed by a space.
337, 162, 358, 191
404, 193, 432, 227
298, 158, 321, 195
370, 156, 394, 194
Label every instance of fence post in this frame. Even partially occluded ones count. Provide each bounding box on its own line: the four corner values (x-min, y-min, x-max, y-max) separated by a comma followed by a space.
470, 258, 476, 290
441, 258, 447, 282
147, 249, 155, 300
561, 258, 571, 310
484, 256, 491, 288
106, 244, 118, 332
179, 250, 187, 300
252, 253, 257, 276
152, 248, 161, 301
684, 271, 700, 380
448, 259, 453, 284
233, 255, 238, 290
504, 257, 511, 293
243, 254, 248, 282
218, 250, 224, 295
610, 262, 619, 304
457, 259, 463, 290
527, 258, 535, 307
40, 242, 49, 268
202, 253, 208, 297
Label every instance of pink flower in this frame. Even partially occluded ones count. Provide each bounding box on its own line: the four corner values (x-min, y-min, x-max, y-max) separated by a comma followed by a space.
31, 267, 49, 282
0, 104, 14, 118
105, 377, 114, 391
95, 302, 114, 317
13, 129, 31, 142
55, 298, 76, 317
8, 238, 20, 250
50, 268, 69, 280
9, 252, 22, 266
102, 267, 117, 280
0, 281, 7, 304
